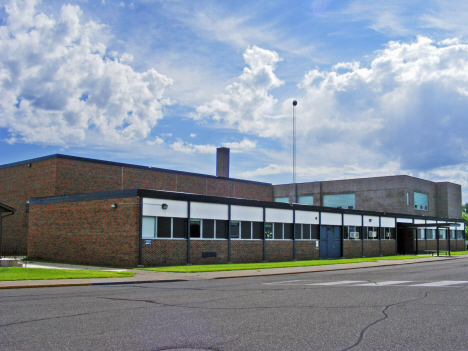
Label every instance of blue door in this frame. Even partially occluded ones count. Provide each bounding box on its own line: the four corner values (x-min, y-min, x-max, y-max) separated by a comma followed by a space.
320, 226, 342, 259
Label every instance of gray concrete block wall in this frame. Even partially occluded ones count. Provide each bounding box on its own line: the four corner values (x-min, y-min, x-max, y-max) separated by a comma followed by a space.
274, 175, 461, 219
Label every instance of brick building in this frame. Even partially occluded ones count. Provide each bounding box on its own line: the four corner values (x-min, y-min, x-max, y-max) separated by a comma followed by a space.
0, 150, 465, 267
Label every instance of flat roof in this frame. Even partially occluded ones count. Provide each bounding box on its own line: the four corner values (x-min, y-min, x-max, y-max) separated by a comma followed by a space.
0, 154, 272, 187
28, 188, 464, 223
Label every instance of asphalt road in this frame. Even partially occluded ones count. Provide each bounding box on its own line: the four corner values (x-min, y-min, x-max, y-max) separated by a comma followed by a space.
2, 258, 468, 351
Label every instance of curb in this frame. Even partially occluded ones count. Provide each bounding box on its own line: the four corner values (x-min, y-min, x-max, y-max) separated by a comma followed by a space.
0, 256, 464, 289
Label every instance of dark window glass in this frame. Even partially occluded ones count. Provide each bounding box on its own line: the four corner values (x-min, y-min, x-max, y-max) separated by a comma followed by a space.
202, 219, 214, 239
382, 227, 395, 240
216, 220, 228, 239
450, 230, 456, 240
284, 223, 293, 240
157, 217, 171, 238
457, 230, 464, 240
303, 224, 311, 240
311, 225, 319, 240
252, 222, 263, 239
367, 227, 378, 240
230, 221, 240, 239
173, 218, 187, 239
264, 222, 273, 239
190, 219, 201, 238
343, 226, 349, 240
241, 221, 252, 239
274, 223, 283, 239
294, 224, 302, 239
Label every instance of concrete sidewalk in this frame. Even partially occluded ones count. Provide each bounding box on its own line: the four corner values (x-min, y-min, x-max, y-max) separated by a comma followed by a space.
0, 255, 464, 289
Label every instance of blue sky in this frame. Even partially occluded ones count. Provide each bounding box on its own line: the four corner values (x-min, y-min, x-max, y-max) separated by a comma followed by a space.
1, 0, 468, 201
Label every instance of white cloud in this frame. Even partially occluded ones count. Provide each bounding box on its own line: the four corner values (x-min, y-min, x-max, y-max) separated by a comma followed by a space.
195, 45, 284, 137
222, 138, 257, 153
0, 0, 173, 146
170, 140, 217, 154
294, 36, 468, 173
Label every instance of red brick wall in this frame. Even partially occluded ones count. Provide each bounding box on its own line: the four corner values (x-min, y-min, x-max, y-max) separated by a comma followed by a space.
265, 241, 293, 262
381, 240, 396, 256
190, 240, 229, 264
142, 240, 187, 266
28, 197, 140, 267
231, 240, 263, 263
363, 240, 380, 257
296, 241, 320, 260
344, 240, 362, 258
0, 158, 57, 251
55, 158, 273, 201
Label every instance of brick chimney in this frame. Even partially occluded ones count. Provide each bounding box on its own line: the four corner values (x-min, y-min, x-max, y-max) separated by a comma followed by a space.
216, 147, 230, 178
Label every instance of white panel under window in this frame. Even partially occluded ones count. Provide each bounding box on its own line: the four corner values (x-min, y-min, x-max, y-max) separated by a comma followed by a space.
143, 198, 187, 218
321, 212, 342, 225
295, 210, 319, 224
231, 205, 263, 222
142, 217, 156, 238
381, 217, 395, 228
397, 218, 412, 223
344, 214, 361, 226
363, 216, 379, 227
414, 219, 425, 224
265, 208, 293, 223
190, 202, 229, 220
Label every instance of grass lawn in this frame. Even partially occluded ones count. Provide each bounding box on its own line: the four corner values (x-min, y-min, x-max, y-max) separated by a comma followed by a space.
450, 251, 468, 255
140, 255, 428, 273
0, 267, 135, 281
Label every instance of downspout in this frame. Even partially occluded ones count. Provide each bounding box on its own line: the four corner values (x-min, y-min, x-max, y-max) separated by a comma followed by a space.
293, 207, 296, 260
138, 197, 143, 267
187, 201, 191, 265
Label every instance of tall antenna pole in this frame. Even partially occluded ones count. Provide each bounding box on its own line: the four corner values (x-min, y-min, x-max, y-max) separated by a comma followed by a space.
292, 100, 297, 203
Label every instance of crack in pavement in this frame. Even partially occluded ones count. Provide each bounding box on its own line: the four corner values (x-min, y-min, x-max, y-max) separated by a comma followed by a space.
340, 292, 430, 351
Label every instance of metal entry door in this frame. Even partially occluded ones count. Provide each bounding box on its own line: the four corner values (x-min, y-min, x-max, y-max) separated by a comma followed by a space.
320, 226, 341, 259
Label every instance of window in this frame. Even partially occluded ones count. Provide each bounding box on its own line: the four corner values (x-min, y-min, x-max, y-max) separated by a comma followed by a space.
298, 196, 313, 205
450, 230, 456, 240
426, 229, 436, 240
284, 224, 293, 240
142, 217, 156, 239
173, 218, 187, 239
406, 192, 409, 206
381, 228, 395, 240
190, 219, 201, 238
230, 221, 240, 239
203, 219, 215, 239
158, 217, 172, 238
363, 227, 379, 240
275, 197, 289, 203
417, 228, 425, 240
274, 223, 283, 239
264, 222, 273, 239
344, 226, 361, 240
457, 230, 464, 240
414, 192, 428, 211
241, 221, 252, 239
323, 193, 355, 209
216, 220, 228, 239
438, 228, 447, 239
252, 222, 263, 239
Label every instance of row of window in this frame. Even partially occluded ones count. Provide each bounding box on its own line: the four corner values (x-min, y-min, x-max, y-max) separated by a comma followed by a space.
143, 216, 464, 240
277, 191, 433, 212
416, 229, 464, 240
142, 217, 322, 240
343, 226, 396, 240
